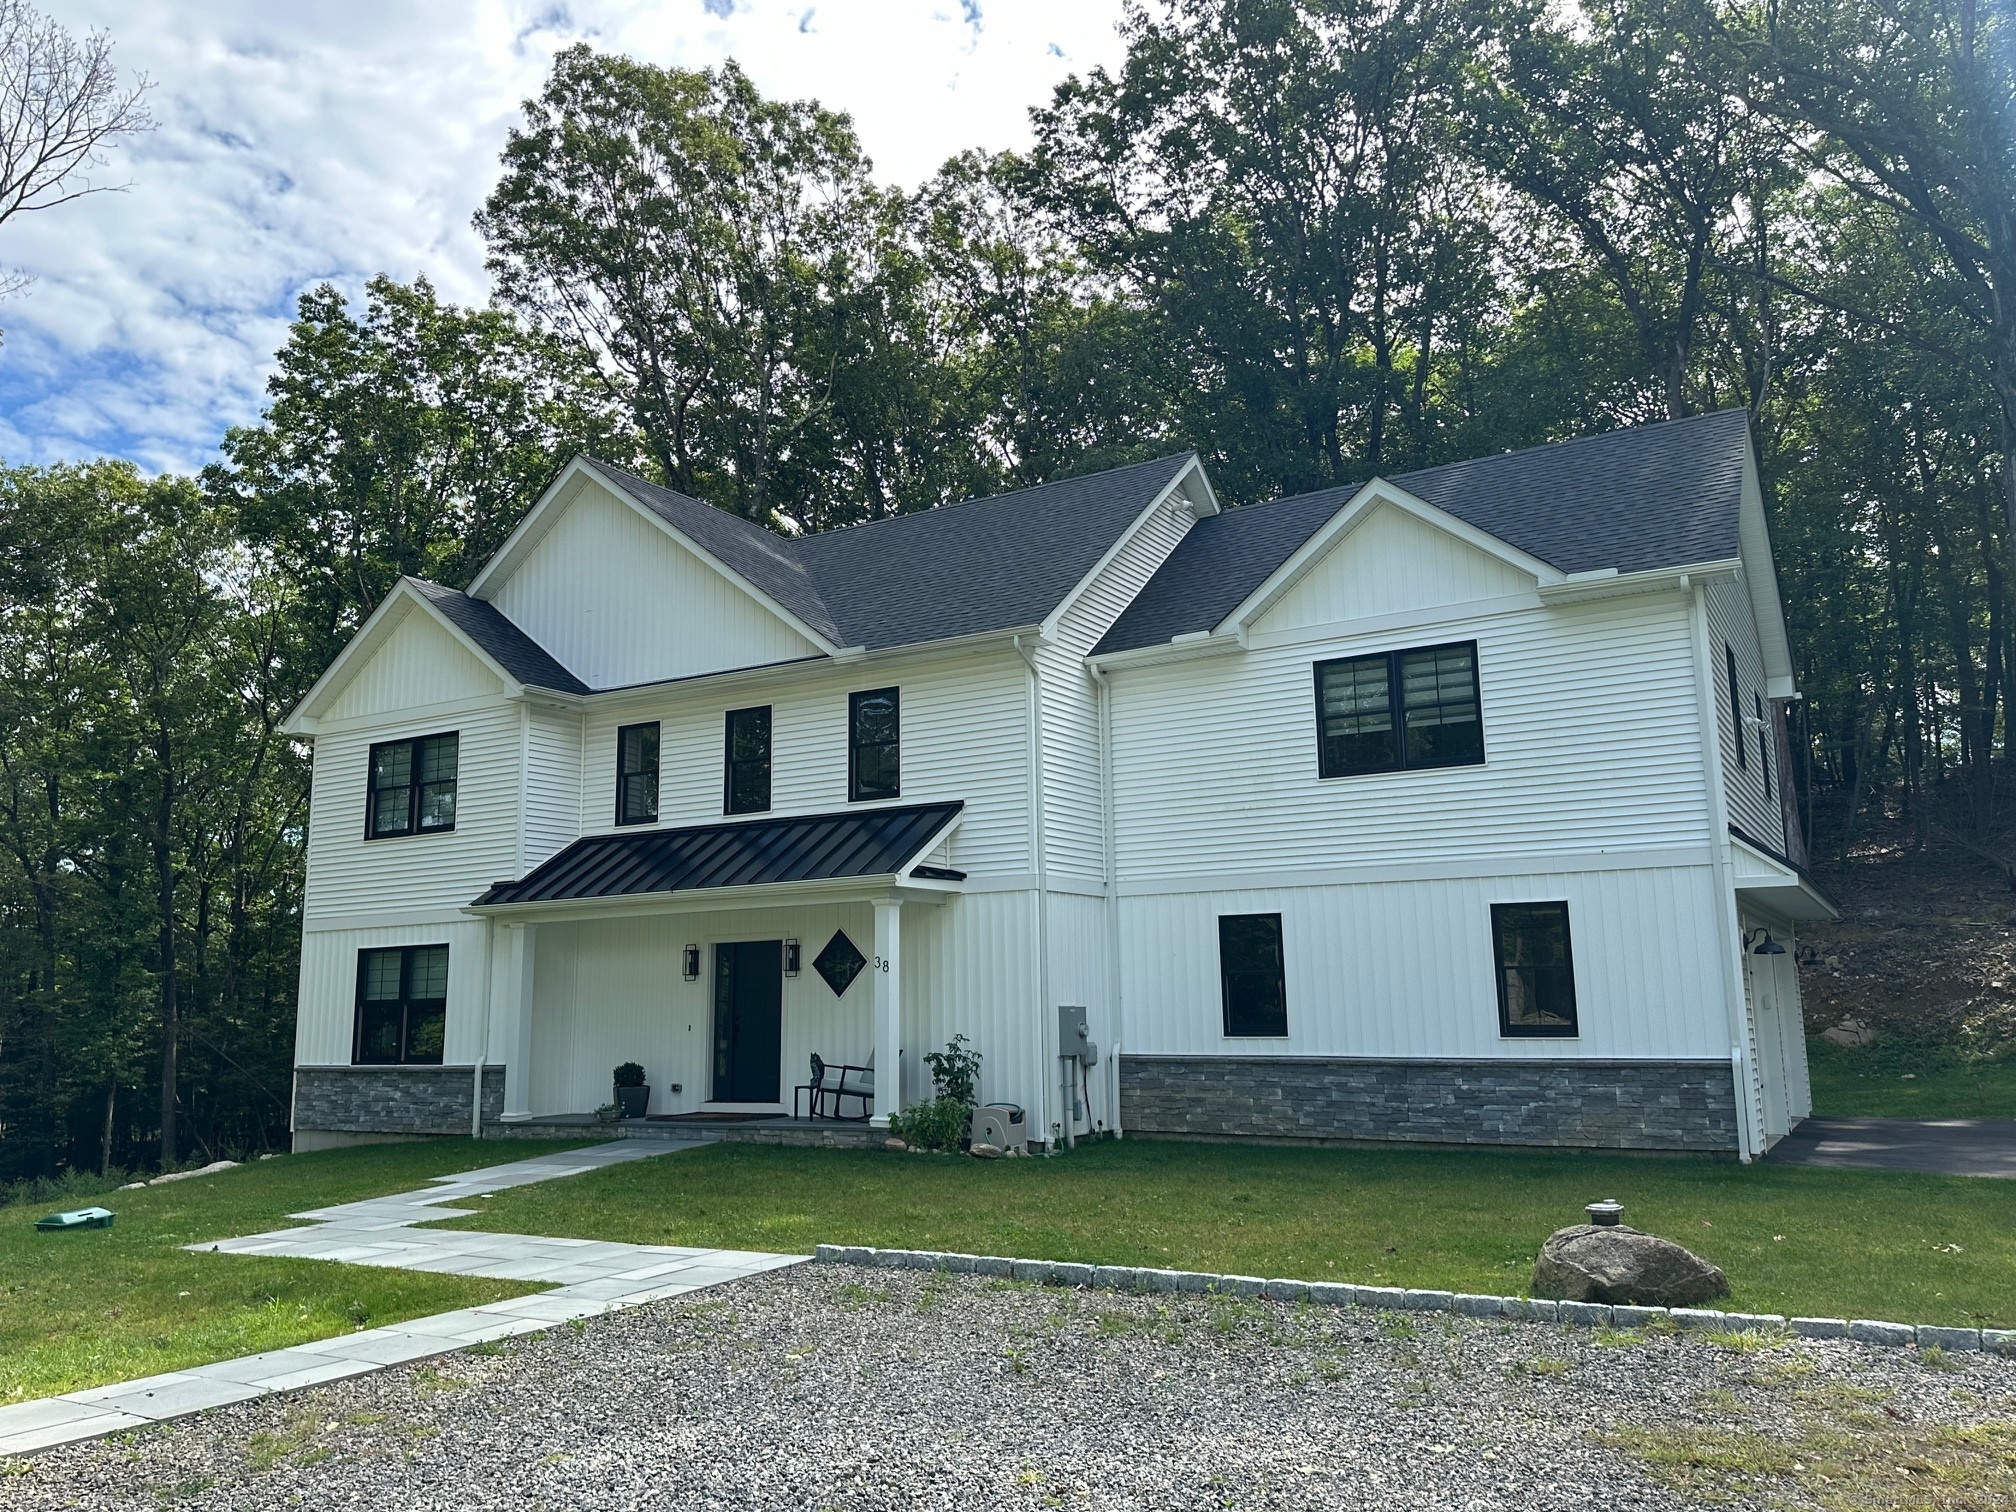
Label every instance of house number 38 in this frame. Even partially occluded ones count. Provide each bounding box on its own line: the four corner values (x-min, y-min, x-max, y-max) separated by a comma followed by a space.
873, 956, 891, 971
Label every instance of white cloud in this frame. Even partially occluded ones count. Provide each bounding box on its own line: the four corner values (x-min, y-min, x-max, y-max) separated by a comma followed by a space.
0, 0, 1127, 474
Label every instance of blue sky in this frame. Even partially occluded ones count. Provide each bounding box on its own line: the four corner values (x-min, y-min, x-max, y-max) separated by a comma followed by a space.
0, 1, 1128, 475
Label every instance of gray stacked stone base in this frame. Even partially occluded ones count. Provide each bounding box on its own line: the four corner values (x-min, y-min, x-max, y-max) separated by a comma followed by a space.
293, 1065, 505, 1147
1121, 1056, 1738, 1151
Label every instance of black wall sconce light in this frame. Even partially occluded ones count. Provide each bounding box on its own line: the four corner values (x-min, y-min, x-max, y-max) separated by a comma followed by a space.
784, 939, 801, 976
682, 944, 700, 980
1743, 927, 1787, 957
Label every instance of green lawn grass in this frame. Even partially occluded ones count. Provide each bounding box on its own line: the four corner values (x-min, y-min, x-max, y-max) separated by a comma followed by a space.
437, 1138, 2016, 1327
1807, 1038, 2016, 1118
0, 1138, 589, 1405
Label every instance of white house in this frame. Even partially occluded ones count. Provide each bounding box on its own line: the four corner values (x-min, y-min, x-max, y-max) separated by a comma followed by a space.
282, 410, 1831, 1160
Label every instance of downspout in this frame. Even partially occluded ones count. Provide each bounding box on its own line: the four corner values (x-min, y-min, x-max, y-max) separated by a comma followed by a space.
1686, 578, 1759, 1162
1086, 661, 1124, 1138
1012, 635, 1056, 1148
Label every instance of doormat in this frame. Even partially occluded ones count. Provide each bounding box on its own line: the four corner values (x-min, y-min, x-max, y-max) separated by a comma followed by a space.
646, 1112, 773, 1123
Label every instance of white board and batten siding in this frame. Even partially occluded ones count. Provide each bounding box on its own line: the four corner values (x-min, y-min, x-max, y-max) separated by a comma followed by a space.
1705, 576, 1784, 849
487, 477, 824, 689
1120, 865, 1726, 1061
574, 649, 1034, 878
1106, 513, 1729, 1064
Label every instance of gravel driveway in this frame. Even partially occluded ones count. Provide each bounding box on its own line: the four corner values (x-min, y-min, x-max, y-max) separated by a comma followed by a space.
5, 1265, 2011, 1510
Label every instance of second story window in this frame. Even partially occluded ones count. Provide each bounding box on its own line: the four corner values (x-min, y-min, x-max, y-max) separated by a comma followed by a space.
849, 687, 900, 802
1725, 644, 1746, 769
1315, 641, 1483, 779
616, 722, 660, 826
724, 706, 772, 814
367, 733, 457, 839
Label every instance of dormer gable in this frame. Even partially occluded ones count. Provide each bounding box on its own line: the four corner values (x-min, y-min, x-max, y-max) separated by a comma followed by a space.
1228, 480, 1562, 640
469, 460, 842, 689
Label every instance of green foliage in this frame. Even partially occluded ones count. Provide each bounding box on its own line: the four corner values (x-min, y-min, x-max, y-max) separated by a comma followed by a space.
921, 1034, 982, 1109
612, 1062, 647, 1089
888, 1095, 971, 1152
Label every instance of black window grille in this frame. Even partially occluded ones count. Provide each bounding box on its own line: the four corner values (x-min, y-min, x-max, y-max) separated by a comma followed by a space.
1218, 913, 1288, 1037
367, 733, 457, 839
1315, 642, 1483, 778
849, 688, 900, 802
353, 945, 449, 1064
616, 722, 659, 825
1492, 902, 1578, 1038
724, 706, 772, 815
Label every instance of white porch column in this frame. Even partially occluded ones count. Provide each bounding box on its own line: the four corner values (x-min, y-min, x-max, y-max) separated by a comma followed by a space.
871, 899, 903, 1128
500, 922, 538, 1120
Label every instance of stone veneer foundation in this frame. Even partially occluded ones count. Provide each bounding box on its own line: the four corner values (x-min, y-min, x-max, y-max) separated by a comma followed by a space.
1120, 1055, 1738, 1151
293, 1064, 506, 1143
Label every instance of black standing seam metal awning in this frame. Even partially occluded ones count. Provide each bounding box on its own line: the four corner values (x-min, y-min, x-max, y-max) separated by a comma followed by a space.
470, 801, 965, 908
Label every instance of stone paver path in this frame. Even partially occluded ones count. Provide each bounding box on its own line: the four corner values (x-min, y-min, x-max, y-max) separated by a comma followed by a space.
1765, 1116, 2016, 1178
0, 1141, 804, 1459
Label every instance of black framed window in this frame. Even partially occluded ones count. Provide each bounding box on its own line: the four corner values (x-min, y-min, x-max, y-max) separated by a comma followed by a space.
353, 945, 449, 1064
1492, 902, 1578, 1038
1725, 645, 1746, 769
848, 687, 900, 802
724, 706, 772, 814
616, 722, 659, 825
367, 733, 457, 839
1315, 641, 1483, 778
1218, 913, 1288, 1037
1754, 692, 1772, 796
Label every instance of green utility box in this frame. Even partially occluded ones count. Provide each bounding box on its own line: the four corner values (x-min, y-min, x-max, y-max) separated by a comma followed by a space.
34, 1206, 114, 1231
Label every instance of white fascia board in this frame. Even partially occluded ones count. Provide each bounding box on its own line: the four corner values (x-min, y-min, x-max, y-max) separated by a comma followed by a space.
584, 626, 1040, 715
282, 579, 526, 736
1537, 560, 1741, 606
1219, 479, 1567, 639
1736, 443, 1797, 696
467, 457, 846, 657
1039, 456, 1213, 641
896, 813, 966, 881
464, 873, 910, 922
1728, 831, 1839, 922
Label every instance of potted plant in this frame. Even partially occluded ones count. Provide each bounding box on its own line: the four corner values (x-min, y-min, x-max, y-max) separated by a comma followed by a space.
612, 1062, 649, 1119
593, 1102, 621, 1125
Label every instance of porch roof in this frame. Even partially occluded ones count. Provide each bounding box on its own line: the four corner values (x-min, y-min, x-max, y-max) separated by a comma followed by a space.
470, 801, 964, 908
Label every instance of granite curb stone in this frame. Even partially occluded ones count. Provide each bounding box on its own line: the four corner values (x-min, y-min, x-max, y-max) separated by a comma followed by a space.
807, 1246, 1977, 1350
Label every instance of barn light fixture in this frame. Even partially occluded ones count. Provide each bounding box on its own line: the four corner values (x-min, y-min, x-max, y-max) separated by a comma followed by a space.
1744, 927, 1787, 957
682, 944, 700, 980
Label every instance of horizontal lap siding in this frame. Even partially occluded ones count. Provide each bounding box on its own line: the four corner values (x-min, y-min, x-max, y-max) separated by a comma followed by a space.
524, 704, 583, 869
579, 651, 1032, 877
491, 480, 822, 688
1041, 499, 1194, 884
1120, 864, 1725, 1060
1110, 594, 1711, 879
303, 703, 522, 920
1705, 578, 1782, 847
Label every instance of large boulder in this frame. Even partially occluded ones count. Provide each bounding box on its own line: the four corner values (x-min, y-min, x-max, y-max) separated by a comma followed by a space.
1531, 1224, 1730, 1308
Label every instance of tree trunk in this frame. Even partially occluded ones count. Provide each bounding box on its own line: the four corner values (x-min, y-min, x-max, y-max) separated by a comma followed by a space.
100, 1081, 116, 1175
155, 730, 178, 1171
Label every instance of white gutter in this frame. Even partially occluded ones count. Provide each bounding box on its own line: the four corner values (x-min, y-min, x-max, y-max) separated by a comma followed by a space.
1086, 660, 1124, 1138
1012, 633, 1056, 1147
1687, 576, 1759, 1162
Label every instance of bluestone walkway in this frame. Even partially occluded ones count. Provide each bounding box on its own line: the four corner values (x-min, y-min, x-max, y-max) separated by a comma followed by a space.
1764, 1117, 2016, 1178
0, 1141, 805, 1459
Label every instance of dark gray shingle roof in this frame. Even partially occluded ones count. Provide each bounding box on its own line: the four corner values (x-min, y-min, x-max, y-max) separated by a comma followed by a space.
587, 453, 1196, 653
1094, 411, 1751, 656
472, 801, 963, 906
407, 578, 590, 694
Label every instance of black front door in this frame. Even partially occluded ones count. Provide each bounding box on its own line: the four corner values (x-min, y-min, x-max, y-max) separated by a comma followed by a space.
712, 940, 783, 1103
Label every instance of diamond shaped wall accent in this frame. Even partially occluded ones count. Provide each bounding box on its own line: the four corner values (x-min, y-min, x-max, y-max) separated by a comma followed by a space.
814, 930, 867, 997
